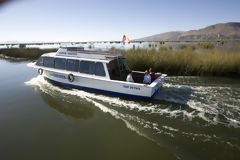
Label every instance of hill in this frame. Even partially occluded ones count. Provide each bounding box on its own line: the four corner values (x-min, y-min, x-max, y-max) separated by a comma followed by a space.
134, 22, 240, 41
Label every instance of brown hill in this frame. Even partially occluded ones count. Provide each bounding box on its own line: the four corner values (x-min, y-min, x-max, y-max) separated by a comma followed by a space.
134, 31, 183, 41
134, 22, 240, 41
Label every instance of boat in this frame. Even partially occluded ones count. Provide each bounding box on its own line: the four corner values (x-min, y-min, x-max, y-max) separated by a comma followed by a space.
31, 47, 167, 98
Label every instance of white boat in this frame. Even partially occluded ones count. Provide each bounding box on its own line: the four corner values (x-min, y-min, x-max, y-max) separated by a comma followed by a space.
31, 47, 167, 98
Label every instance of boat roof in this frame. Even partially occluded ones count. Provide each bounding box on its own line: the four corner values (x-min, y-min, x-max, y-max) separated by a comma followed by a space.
43, 47, 124, 63
42, 52, 112, 63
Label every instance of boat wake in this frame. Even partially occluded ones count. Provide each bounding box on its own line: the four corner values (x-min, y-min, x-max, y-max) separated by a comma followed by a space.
25, 75, 240, 158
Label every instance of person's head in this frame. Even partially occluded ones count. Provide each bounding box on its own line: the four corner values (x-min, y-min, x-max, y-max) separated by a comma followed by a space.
145, 70, 149, 74
128, 70, 132, 74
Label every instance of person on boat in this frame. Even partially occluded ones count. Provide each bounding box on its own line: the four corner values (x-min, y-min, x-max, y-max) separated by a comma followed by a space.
126, 70, 134, 82
149, 68, 155, 82
143, 70, 151, 84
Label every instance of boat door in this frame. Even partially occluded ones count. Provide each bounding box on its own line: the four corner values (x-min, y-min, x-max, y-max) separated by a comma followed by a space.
107, 59, 129, 81
117, 58, 129, 79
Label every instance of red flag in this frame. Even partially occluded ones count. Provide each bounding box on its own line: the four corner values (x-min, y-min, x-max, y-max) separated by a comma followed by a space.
127, 38, 130, 44
122, 35, 126, 42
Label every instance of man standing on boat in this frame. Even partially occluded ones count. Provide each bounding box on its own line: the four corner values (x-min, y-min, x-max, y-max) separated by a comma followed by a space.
143, 70, 151, 84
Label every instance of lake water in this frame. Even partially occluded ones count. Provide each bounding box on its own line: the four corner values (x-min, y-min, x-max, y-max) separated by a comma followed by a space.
0, 58, 240, 160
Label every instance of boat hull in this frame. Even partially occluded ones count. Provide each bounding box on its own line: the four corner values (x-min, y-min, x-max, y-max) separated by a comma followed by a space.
47, 78, 153, 98
38, 68, 166, 99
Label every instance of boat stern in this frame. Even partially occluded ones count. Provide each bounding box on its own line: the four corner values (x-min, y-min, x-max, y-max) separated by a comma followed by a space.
150, 74, 167, 98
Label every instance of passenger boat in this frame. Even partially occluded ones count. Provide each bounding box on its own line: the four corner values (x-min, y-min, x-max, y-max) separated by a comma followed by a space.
31, 47, 167, 98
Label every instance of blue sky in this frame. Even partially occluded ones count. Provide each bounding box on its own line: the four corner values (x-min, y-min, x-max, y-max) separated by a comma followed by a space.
0, 0, 239, 42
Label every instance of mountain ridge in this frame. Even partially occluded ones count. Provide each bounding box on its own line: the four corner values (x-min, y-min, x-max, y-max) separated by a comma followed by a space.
134, 22, 240, 41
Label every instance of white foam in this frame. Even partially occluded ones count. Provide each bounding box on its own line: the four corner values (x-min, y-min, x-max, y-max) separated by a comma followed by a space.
162, 125, 179, 132
27, 62, 35, 68
162, 81, 240, 128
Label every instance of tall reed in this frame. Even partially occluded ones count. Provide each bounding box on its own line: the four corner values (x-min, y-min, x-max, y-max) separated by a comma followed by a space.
0, 48, 57, 60
113, 48, 240, 77
1, 47, 240, 76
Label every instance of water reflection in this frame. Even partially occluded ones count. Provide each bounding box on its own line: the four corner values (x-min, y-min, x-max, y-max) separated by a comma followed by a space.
0, 56, 30, 63
39, 87, 94, 120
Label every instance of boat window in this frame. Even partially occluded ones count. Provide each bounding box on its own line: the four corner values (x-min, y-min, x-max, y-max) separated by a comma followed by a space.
66, 59, 79, 72
54, 58, 66, 70
89, 62, 95, 74
36, 56, 43, 66
79, 61, 95, 74
95, 62, 106, 76
43, 57, 54, 68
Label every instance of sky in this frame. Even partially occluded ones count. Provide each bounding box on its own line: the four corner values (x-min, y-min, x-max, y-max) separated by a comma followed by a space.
0, 0, 239, 42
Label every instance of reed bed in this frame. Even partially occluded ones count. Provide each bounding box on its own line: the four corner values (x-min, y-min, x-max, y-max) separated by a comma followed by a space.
0, 48, 57, 60
113, 48, 240, 77
1, 47, 240, 76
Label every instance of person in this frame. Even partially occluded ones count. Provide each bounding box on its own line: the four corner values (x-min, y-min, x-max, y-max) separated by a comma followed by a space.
143, 70, 151, 84
126, 70, 134, 82
149, 68, 155, 82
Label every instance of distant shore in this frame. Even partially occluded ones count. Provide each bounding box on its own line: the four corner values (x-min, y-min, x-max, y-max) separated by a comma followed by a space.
0, 47, 240, 77
0, 48, 57, 60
